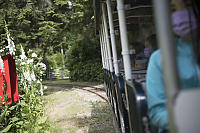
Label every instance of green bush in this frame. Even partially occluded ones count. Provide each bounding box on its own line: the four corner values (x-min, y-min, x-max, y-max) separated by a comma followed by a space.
68, 59, 103, 82
66, 34, 103, 82
46, 52, 64, 70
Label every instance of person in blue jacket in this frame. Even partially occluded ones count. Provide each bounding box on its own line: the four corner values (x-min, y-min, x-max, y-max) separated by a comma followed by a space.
146, 0, 200, 132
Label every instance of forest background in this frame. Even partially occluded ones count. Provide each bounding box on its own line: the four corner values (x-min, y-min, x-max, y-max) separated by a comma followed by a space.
0, 0, 103, 82
0, 0, 103, 132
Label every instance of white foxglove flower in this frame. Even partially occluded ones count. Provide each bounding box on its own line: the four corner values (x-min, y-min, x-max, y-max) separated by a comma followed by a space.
27, 77, 31, 82
20, 45, 27, 60
32, 53, 37, 58
23, 71, 29, 80
27, 59, 34, 64
6, 36, 15, 55
31, 72, 36, 81
21, 62, 26, 65
5, 21, 16, 55
20, 54, 26, 60
38, 62, 46, 70
24, 71, 31, 82
40, 84, 43, 96
0, 57, 4, 74
0, 49, 4, 53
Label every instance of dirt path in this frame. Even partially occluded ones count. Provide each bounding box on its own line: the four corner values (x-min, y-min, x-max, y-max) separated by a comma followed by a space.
43, 81, 120, 133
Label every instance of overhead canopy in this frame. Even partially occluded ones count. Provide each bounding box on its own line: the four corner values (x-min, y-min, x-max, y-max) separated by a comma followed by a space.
93, 0, 153, 34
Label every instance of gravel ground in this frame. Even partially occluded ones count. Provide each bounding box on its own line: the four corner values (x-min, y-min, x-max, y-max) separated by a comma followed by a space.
43, 82, 120, 133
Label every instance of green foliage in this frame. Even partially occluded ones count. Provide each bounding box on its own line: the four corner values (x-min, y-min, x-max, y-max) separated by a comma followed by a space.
0, 0, 102, 82
68, 60, 103, 82
66, 34, 103, 82
46, 52, 63, 69
62, 0, 103, 82
0, 0, 103, 131
0, 0, 69, 55
0, 91, 48, 132
0, 40, 48, 132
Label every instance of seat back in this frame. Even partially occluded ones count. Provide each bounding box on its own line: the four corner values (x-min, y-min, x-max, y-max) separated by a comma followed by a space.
174, 89, 200, 133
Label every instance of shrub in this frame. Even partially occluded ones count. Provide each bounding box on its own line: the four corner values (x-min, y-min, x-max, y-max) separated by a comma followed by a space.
46, 52, 64, 70
68, 59, 103, 82
0, 24, 48, 132
66, 35, 103, 83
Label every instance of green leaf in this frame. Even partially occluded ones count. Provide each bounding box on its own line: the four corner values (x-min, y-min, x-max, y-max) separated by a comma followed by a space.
11, 117, 19, 123
16, 121, 24, 126
0, 124, 12, 133
38, 116, 47, 124
0, 106, 8, 123
9, 105, 16, 110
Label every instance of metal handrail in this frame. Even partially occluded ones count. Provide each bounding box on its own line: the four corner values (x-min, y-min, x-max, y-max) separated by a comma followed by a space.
113, 5, 152, 14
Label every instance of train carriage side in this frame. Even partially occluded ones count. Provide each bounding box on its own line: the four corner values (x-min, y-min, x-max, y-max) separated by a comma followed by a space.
93, 0, 156, 133
94, 0, 200, 133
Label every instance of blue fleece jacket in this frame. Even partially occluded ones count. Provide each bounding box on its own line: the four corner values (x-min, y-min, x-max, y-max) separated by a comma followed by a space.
146, 39, 199, 132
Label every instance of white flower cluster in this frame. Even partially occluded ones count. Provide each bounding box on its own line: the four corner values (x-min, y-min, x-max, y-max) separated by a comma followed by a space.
38, 62, 46, 70
32, 53, 37, 58
0, 21, 47, 96
0, 21, 16, 74
5, 21, 16, 55
0, 57, 4, 74
23, 71, 36, 83
20, 45, 27, 60
0, 48, 5, 53
17, 46, 46, 96
27, 59, 33, 64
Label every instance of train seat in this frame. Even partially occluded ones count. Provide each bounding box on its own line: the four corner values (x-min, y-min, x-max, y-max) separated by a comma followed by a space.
174, 89, 200, 133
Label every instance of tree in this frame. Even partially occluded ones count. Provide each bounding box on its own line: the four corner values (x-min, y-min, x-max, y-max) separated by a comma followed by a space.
0, 0, 103, 82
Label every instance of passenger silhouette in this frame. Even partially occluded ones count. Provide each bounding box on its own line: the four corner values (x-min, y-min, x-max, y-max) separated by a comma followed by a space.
144, 34, 158, 67
146, 0, 200, 132
144, 34, 158, 57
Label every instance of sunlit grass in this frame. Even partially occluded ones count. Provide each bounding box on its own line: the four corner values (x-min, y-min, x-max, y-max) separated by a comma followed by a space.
43, 83, 117, 133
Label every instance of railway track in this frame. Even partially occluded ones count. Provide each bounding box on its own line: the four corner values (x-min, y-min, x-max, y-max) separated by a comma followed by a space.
43, 83, 108, 103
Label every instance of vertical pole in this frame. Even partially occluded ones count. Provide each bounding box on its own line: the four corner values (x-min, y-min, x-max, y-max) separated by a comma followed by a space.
106, 0, 120, 76
116, 0, 134, 133
61, 45, 65, 79
100, 27, 105, 69
105, 2, 122, 127
61, 45, 65, 69
102, 20, 109, 71
153, 0, 179, 133
102, 4, 114, 73
116, 0, 132, 81
101, 22, 106, 70
102, 17, 112, 102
